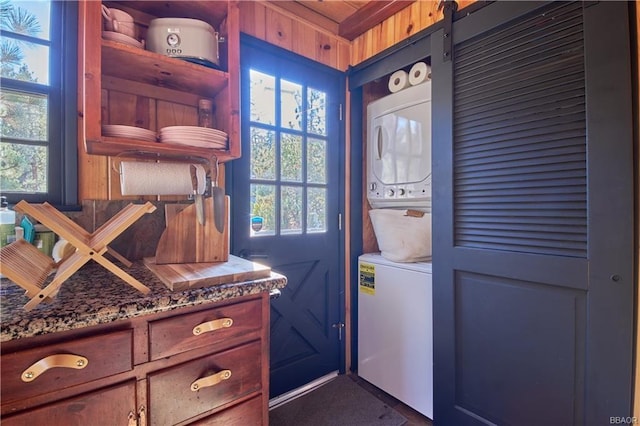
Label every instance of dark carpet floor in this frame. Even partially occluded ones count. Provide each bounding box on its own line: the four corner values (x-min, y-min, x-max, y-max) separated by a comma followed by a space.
269, 375, 408, 426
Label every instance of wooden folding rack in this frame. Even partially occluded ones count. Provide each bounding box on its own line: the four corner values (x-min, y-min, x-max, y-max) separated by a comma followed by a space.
0, 201, 156, 311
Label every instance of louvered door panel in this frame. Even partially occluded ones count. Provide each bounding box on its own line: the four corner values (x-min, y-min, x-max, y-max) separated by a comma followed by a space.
453, 2, 586, 257
433, 1, 633, 424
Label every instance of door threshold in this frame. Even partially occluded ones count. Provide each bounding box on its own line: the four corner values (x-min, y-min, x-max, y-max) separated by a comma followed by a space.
269, 371, 339, 410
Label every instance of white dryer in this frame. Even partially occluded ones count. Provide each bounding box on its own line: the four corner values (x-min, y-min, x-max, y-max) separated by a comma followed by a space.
367, 82, 432, 209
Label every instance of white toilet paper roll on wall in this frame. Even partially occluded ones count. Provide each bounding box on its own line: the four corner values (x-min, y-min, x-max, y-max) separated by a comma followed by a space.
119, 162, 207, 195
409, 62, 431, 86
388, 70, 410, 93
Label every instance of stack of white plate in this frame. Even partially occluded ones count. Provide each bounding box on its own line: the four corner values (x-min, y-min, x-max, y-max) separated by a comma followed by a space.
102, 125, 157, 142
158, 126, 228, 149
102, 31, 144, 49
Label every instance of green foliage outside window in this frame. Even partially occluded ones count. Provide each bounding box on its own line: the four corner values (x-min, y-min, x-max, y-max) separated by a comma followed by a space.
249, 70, 328, 236
0, 0, 49, 194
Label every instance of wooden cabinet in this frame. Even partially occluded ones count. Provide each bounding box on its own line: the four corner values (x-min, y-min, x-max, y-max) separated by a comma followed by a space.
148, 341, 262, 425
1, 329, 134, 406
80, 0, 241, 163
1, 293, 270, 425
1, 381, 138, 426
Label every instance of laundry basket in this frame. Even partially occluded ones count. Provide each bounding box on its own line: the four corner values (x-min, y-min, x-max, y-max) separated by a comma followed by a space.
369, 208, 432, 262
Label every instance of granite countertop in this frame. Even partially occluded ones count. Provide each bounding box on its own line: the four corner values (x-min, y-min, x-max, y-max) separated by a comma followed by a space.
1, 262, 287, 343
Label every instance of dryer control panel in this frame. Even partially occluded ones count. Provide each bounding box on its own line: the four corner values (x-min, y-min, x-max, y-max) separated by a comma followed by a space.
367, 178, 431, 209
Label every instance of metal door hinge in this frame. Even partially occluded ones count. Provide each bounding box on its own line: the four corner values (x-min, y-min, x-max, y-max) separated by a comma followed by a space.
338, 213, 342, 231
332, 322, 345, 340
339, 103, 343, 121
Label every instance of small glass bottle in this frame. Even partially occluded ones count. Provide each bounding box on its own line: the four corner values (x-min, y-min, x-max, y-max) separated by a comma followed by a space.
0, 196, 16, 247
198, 99, 213, 128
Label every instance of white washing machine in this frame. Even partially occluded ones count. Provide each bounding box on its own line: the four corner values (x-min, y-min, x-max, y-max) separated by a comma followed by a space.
357, 252, 433, 419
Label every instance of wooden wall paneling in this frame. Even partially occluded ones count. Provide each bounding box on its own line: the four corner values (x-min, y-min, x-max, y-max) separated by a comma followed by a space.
265, 8, 293, 51
379, 13, 397, 53
421, 0, 444, 29
339, 0, 416, 41
292, 19, 317, 60
394, 1, 421, 43
362, 30, 374, 64
107, 91, 143, 126
102, 77, 199, 111
253, 2, 351, 71
362, 200, 379, 253
337, 40, 351, 71
78, 153, 109, 200
351, 24, 379, 65
239, 1, 267, 40
349, 0, 467, 66
350, 34, 365, 66
156, 102, 198, 129
269, 1, 340, 35
369, 25, 383, 57
134, 96, 155, 129
316, 32, 338, 68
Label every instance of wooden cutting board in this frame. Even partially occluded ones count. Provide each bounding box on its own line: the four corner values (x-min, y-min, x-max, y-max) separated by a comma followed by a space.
143, 255, 272, 291
155, 196, 229, 264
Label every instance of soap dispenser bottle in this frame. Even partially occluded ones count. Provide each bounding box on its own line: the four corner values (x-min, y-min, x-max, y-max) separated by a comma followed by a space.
0, 196, 16, 247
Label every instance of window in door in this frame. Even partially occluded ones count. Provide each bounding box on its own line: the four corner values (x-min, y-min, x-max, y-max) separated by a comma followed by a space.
248, 69, 328, 237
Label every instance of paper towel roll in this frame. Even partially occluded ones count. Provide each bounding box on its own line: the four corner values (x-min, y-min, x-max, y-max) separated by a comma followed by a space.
119, 162, 207, 196
388, 70, 410, 93
409, 62, 431, 86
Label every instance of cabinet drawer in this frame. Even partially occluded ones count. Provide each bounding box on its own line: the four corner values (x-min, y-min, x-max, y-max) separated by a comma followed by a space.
190, 395, 263, 426
2, 380, 137, 426
148, 340, 262, 426
149, 298, 261, 360
1, 329, 133, 405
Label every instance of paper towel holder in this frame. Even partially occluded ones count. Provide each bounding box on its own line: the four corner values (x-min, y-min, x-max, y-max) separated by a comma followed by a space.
112, 151, 214, 173
113, 151, 219, 196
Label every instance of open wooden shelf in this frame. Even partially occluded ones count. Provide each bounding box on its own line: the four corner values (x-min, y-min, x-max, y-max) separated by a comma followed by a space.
101, 40, 229, 98
85, 136, 233, 162
81, 1, 241, 167
109, 1, 229, 27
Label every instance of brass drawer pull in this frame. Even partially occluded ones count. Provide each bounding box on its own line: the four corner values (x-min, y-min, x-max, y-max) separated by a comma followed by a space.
191, 369, 232, 391
192, 318, 233, 336
21, 354, 89, 382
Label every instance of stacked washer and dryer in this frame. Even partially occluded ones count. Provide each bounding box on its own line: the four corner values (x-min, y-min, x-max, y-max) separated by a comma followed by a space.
357, 63, 434, 419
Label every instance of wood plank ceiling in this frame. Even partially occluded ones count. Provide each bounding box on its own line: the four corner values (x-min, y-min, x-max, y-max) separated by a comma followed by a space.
268, 0, 417, 40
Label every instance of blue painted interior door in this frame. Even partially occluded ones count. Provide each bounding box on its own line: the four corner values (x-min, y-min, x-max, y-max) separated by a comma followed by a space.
230, 35, 345, 398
